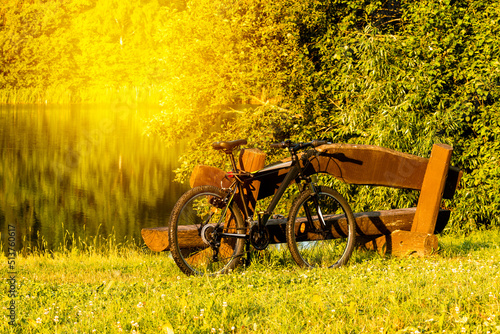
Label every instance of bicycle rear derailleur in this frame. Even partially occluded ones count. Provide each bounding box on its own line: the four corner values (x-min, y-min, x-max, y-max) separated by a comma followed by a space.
200, 224, 223, 262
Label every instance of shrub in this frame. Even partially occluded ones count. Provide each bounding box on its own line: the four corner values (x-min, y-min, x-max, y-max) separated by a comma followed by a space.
147, 0, 500, 232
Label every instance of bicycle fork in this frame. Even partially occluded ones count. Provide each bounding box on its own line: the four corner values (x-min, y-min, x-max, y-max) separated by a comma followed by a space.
305, 182, 328, 231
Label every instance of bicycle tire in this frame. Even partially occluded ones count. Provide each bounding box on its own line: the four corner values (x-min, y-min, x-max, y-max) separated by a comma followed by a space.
168, 185, 246, 276
286, 186, 356, 269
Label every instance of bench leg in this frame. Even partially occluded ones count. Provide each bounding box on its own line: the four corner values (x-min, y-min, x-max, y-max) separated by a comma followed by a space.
412, 144, 453, 234
363, 230, 438, 257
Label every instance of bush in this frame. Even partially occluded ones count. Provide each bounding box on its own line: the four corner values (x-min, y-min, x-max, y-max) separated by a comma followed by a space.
147, 0, 500, 233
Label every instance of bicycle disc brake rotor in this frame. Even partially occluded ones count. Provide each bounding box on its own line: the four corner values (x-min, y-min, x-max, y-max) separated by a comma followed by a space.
249, 224, 270, 250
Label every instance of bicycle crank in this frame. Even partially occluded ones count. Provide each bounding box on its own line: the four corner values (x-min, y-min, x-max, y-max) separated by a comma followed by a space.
249, 224, 270, 250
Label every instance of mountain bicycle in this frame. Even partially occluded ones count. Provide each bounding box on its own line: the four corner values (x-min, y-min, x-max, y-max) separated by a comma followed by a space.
168, 139, 356, 275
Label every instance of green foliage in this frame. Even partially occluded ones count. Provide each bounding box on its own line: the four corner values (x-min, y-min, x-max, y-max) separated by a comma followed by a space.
2, 0, 500, 232
0, 0, 173, 103
146, 0, 500, 233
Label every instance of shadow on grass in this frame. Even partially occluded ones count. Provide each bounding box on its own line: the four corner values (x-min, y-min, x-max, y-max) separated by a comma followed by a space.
349, 247, 384, 264
245, 245, 297, 270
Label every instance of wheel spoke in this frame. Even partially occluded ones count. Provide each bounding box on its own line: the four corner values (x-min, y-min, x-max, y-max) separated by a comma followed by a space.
286, 186, 355, 269
169, 186, 245, 275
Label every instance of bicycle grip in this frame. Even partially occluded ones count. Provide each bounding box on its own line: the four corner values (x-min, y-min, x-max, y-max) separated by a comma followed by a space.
270, 142, 288, 149
311, 140, 328, 147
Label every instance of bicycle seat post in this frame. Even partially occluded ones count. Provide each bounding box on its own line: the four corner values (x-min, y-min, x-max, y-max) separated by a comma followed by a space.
226, 150, 239, 172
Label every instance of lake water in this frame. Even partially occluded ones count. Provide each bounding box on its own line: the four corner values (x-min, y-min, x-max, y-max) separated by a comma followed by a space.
0, 103, 190, 253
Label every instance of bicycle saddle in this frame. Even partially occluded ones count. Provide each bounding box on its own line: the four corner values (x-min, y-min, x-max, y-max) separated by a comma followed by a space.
212, 139, 247, 151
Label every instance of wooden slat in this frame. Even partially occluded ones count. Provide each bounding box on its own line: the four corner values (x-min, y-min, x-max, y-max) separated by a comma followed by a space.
189, 165, 230, 189
443, 166, 463, 200
411, 144, 453, 234
141, 226, 169, 252
312, 144, 429, 190
237, 148, 266, 214
265, 208, 450, 243
256, 144, 431, 199
188, 144, 460, 200
238, 148, 266, 173
141, 208, 452, 251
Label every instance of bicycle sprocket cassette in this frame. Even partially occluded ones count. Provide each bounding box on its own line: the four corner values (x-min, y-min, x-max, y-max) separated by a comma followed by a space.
200, 224, 215, 245
249, 224, 270, 250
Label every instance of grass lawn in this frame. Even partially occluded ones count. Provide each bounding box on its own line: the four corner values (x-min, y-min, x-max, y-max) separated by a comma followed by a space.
1, 230, 499, 333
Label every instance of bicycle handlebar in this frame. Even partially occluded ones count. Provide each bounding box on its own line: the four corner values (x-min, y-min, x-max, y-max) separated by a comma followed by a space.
270, 139, 329, 152
270, 140, 291, 149
212, 138, 328, 155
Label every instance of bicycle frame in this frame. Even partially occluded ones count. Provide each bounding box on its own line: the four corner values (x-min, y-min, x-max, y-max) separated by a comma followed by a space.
169, 139, 356, 274
215, 149, 326, 240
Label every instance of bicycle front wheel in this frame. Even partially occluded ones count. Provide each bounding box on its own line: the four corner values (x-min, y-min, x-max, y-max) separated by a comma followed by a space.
286, 186, 356, 269
168, 185, 246, 276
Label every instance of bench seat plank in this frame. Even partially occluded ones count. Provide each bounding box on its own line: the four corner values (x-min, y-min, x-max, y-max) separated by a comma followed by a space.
141, 208, 451, 252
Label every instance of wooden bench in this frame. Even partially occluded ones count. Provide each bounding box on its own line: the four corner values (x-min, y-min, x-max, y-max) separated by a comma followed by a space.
142, 143, 462, 257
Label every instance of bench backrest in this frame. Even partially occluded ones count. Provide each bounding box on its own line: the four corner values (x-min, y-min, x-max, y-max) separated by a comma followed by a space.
309, 143, 461, 234
190, 143, 462, 235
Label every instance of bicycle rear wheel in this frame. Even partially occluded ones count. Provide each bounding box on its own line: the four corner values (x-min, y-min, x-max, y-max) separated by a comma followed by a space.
168, 185, 245, 276
286, 186, 356, 269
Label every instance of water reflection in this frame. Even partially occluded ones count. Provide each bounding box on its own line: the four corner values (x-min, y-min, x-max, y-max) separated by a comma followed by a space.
0, 104, 189, 252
